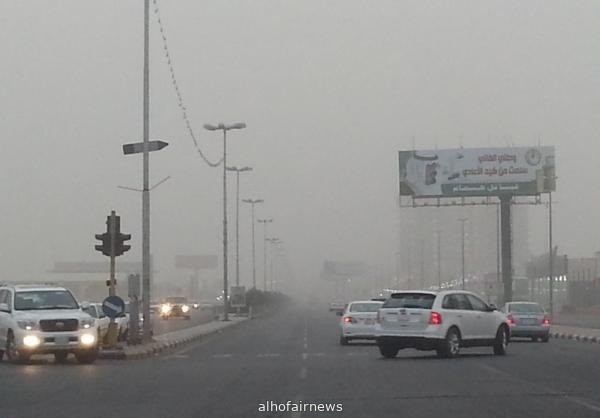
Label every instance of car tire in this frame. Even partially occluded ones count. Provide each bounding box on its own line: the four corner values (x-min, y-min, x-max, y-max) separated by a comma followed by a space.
541, 334, 550, 343
438, 327, 461, 358
54, 352, 69, 364
339, 336, 349, 346
493, 326, 509, 355
75, 349, 98, 364
378, 344, 399, 359
6, 332, 30, 364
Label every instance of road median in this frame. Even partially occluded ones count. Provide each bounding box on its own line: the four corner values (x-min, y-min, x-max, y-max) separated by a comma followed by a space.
99, 316, 248, 360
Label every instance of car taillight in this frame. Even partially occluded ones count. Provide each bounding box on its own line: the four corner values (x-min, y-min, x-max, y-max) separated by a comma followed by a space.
343, 316, 356, 324
428, 311, 442, 325
542, 316, 550, 325
507, 314, 515, 325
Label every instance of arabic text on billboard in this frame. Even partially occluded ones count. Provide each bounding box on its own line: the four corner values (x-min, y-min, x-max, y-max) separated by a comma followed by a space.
398, 146, 555, 197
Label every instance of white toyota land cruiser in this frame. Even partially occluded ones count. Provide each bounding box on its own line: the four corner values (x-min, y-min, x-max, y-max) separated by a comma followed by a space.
0, 284, 99, 364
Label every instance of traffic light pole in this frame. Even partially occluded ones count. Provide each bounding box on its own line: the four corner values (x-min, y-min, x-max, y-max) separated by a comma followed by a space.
109, 211, 117, 297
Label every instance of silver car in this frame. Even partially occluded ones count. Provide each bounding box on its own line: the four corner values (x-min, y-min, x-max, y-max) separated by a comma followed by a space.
501, 302, 550, 342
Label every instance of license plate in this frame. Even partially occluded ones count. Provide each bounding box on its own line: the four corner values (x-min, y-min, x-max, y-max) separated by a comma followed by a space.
523, 319, 537, 325
397, 314, 409, 322
55, 336, 69, 345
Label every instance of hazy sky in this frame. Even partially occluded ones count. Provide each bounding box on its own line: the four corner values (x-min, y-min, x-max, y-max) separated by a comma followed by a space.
2, 1, 600, 290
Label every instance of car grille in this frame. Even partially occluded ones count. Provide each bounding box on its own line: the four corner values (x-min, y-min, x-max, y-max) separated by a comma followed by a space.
39, 319, 79, 332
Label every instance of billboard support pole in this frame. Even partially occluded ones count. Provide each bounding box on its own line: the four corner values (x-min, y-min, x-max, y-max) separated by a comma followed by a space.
500, 195, 513, 304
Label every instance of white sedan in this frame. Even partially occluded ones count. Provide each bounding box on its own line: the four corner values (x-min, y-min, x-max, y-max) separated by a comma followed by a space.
339, 300, 384, 345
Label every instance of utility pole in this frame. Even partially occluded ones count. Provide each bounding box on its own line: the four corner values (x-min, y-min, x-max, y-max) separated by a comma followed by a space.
203, 122, 246, 321
242, 199, 263, 289
458, 218, 468, 290
437, 228, 442, 290
257, 219, 273, 291
227, 166, 252, 287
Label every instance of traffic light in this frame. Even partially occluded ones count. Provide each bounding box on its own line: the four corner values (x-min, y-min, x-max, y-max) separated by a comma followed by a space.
95, 211, 132, 258
95, 233, 110, 256
115, 233, 131, 256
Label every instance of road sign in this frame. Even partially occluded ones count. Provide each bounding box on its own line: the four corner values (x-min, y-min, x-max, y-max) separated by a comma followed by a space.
122, 140, 169, 155
102, 295, 126, 319
230, 286, 246, 308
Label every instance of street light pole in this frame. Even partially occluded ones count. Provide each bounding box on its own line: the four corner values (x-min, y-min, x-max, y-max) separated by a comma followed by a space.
204, 122, 246, 321
266, 238, 282, 291
141, 0, 151, 342
257, 219, 273, 291
227, 166, 252, 287
242, 199, 263, 289
548, 191, 554, 318
459, 218, 468, 290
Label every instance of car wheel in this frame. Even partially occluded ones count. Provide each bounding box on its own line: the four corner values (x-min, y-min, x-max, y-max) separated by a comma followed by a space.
438, 327, 461, 358
6, 332, 30, 364
541, 334, 550, 343
54, 352, 69, 364
378, 344, 399, 359
339, 336, 349, 346
75, 349, 98, 364
493, 326, 509, 355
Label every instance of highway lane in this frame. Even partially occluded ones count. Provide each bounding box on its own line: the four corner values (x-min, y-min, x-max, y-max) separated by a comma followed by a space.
2, 302, 600, 418
151, 307, 217, 336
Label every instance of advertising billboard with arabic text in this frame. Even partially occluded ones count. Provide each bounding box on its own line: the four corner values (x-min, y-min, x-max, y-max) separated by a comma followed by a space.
399, 146, 555, 197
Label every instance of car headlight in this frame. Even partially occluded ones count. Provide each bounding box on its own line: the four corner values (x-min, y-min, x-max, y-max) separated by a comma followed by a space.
17, 320, 39, 331
161, 304, 171, 314
80, 333, 96, 346
23, 335, 41, 348
181, 305, 190, 313
80, 318, 95, 329
193, 303, 199, 309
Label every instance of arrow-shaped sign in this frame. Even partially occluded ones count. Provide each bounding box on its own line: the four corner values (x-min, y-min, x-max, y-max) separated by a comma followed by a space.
123, 140, 169, 155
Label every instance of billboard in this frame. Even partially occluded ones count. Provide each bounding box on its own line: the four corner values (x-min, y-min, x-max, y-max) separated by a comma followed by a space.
399, 146, 555, 197
175, 255, 218, 270
321, 261, 366, 281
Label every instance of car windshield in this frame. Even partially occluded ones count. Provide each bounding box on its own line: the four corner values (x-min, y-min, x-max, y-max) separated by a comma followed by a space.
382, 293, 436, 309
349, 303, 382, 312
14, 290, 79, 310
509, 303, 544, 314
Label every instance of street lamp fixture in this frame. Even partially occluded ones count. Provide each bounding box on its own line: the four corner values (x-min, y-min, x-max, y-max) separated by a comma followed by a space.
204, 121, 246, 321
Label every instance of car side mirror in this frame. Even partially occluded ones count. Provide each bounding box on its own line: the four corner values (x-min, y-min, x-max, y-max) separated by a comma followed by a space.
80, 301, 91, 310
0, 303, 10, 313
336, 311, 343, 316
488, 304, 497, 311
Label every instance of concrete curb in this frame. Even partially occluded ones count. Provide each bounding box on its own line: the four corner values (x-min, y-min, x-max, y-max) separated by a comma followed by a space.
98, 317, 248, 360
550, 332, 600, 343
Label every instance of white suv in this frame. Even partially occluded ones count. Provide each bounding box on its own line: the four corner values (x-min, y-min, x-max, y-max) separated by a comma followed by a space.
375, 290, 510, 359
0, 285, 99, 364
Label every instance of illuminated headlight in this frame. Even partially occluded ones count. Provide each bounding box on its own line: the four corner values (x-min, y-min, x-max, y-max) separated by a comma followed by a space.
80, 333, 96, 346
17, 320, 39, 331
181, 305, 190, 313
23, 335, 41, 348
193, 303, 199, 309
80, 318, 95, 329
161, 304, 171, 314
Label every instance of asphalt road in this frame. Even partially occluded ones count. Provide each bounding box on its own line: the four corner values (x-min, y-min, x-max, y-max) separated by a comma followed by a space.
2, 303, 600, 418
151, 307, 216, 336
